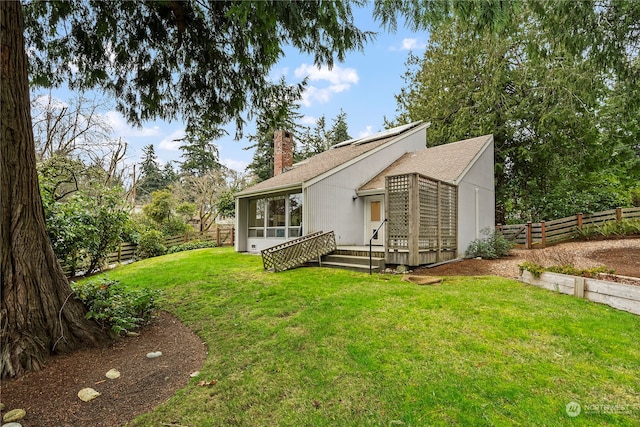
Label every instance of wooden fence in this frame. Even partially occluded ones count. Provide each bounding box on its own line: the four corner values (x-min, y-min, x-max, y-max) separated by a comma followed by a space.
63, 227, 235, 276
499, 207, 640, 249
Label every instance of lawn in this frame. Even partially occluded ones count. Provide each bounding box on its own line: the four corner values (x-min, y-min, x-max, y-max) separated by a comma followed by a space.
97, 247, 639, 426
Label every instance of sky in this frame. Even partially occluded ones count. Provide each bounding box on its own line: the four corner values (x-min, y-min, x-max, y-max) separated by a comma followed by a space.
39, 4, 429, 175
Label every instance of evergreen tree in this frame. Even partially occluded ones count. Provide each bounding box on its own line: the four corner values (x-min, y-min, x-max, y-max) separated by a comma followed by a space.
329, 109, 352, 146
246, 77, 306, 182
391, 4, 637, 222
136, 144, 165, 199
179, 127, 224, 177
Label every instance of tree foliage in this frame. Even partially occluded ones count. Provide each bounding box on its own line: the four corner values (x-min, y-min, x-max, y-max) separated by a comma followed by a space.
390, 3, 639, 222
38, 158, 131, 276
246, 77, 306, 182
24, 0, 373, 135
296, 110, 353, 160
178, 128, 224, 177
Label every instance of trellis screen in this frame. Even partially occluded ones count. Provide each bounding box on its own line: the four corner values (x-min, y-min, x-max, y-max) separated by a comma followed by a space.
387, 174, 410, 249
386, 173, 457, 264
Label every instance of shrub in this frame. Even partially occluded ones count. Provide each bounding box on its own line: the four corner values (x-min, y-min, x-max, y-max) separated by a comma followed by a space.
519, 261, 613, 278
465, 227, 514, 259
136, 229, 166, 259
166, 239, 217, 254
578, 218, 640, 238
71, 278, 161, 335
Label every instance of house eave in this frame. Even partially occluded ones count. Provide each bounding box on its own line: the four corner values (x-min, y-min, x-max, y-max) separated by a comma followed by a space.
235, 183, 303, 199
356, 188, 385, 197
452, 134, 494, 184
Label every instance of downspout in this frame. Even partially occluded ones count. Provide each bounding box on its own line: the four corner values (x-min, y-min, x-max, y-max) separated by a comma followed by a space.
475, 187, 480, 239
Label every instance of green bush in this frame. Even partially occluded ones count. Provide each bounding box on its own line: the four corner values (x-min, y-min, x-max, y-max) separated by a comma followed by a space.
630, 187, 640, 207
465, 227, 514, 259
166, 239, 217, 254
136, 229, 167, 259
578, 218, 640, 238
519, 261, 613, 278
71, 278, 161, 335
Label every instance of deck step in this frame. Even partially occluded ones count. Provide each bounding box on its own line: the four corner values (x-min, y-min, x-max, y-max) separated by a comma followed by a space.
308, 254, 386, 273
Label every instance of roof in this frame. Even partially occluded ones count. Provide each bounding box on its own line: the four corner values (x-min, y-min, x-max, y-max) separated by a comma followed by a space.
359, 134, 493, 191
236, 121, 425, 197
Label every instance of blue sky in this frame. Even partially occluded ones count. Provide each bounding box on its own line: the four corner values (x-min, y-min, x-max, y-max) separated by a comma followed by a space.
39, 4, 429, 174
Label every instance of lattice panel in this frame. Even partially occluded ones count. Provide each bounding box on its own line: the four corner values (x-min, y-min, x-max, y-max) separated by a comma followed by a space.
418, 176, 438, 249
439, 183, 457, 249
261, 231, 336, 272
387, 175, 410, 248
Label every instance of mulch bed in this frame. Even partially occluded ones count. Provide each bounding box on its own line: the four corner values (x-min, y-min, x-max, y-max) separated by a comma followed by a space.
1, 311, 207, 427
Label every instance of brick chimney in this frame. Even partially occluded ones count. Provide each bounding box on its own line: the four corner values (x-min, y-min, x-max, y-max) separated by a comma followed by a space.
273, 129, 294, 176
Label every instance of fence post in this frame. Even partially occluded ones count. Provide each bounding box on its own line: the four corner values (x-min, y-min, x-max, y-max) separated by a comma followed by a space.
577, 213, 583, 231
216, 227, 221, 246
616, 207, 622, 221
540, 221, 546, 249
526, 222, 532, 249
118, 242, 122, 263
184, 232, 188, 243
231, 227, 235, 246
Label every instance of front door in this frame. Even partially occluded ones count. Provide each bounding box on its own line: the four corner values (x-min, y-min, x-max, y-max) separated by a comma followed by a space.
366, 196, 385, 246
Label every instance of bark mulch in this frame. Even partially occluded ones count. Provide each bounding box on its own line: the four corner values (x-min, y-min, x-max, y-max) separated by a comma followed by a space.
1, 311, 206, 427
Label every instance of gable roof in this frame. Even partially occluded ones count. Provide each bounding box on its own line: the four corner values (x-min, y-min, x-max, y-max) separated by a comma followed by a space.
236, 121, 425, 197
359, 134, 493, 192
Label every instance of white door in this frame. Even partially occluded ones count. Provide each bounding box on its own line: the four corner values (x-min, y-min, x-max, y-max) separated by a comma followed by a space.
366, 196, 385, 246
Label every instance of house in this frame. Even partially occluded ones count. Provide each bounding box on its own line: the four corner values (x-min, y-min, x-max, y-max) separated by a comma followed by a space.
235, 121, 495, 266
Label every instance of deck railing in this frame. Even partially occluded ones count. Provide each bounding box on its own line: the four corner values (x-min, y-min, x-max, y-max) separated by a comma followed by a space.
261, 231, 337, 272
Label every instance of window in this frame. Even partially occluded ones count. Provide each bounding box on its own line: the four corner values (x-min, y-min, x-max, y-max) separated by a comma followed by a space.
247, 192, 303, 239
288, 193, 302, 237
248, 199, 265, 237
267, 197, 286, 237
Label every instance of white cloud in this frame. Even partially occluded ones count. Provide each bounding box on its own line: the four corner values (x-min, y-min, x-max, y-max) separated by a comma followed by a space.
294, 63, 359, 106
221, 158, 248, 173
294, 63, 359, 85
358, 126, 374, 138
300, 115, 317, 125
158, 129, 186, 151
391, 38, 427, 51
32, 94, 69, 110
105, 111, 162, 137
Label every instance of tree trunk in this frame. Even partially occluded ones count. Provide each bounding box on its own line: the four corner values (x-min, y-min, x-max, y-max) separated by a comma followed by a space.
1, 2, 109, 379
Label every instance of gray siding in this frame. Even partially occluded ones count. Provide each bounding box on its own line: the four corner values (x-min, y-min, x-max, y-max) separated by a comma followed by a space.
457, 140, 495, 256
306, 128, 425, 245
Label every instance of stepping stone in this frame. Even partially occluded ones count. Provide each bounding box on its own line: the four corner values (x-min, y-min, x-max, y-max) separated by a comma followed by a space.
2, 408, 26, 422
78, 388, 101, 402
402, 275, 442, 285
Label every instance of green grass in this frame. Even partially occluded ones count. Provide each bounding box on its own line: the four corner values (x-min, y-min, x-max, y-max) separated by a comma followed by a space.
95, 247, 640, 426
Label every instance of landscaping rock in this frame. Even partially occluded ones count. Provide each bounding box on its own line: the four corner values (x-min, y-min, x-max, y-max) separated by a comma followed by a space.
146, 351, 162, 359
2, 423, 23, 427
2, 409, 26, 423
396, 265, 409, 274
77, 388, 101, 402
105, 369, 121, 379
0, 402, 4, 410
